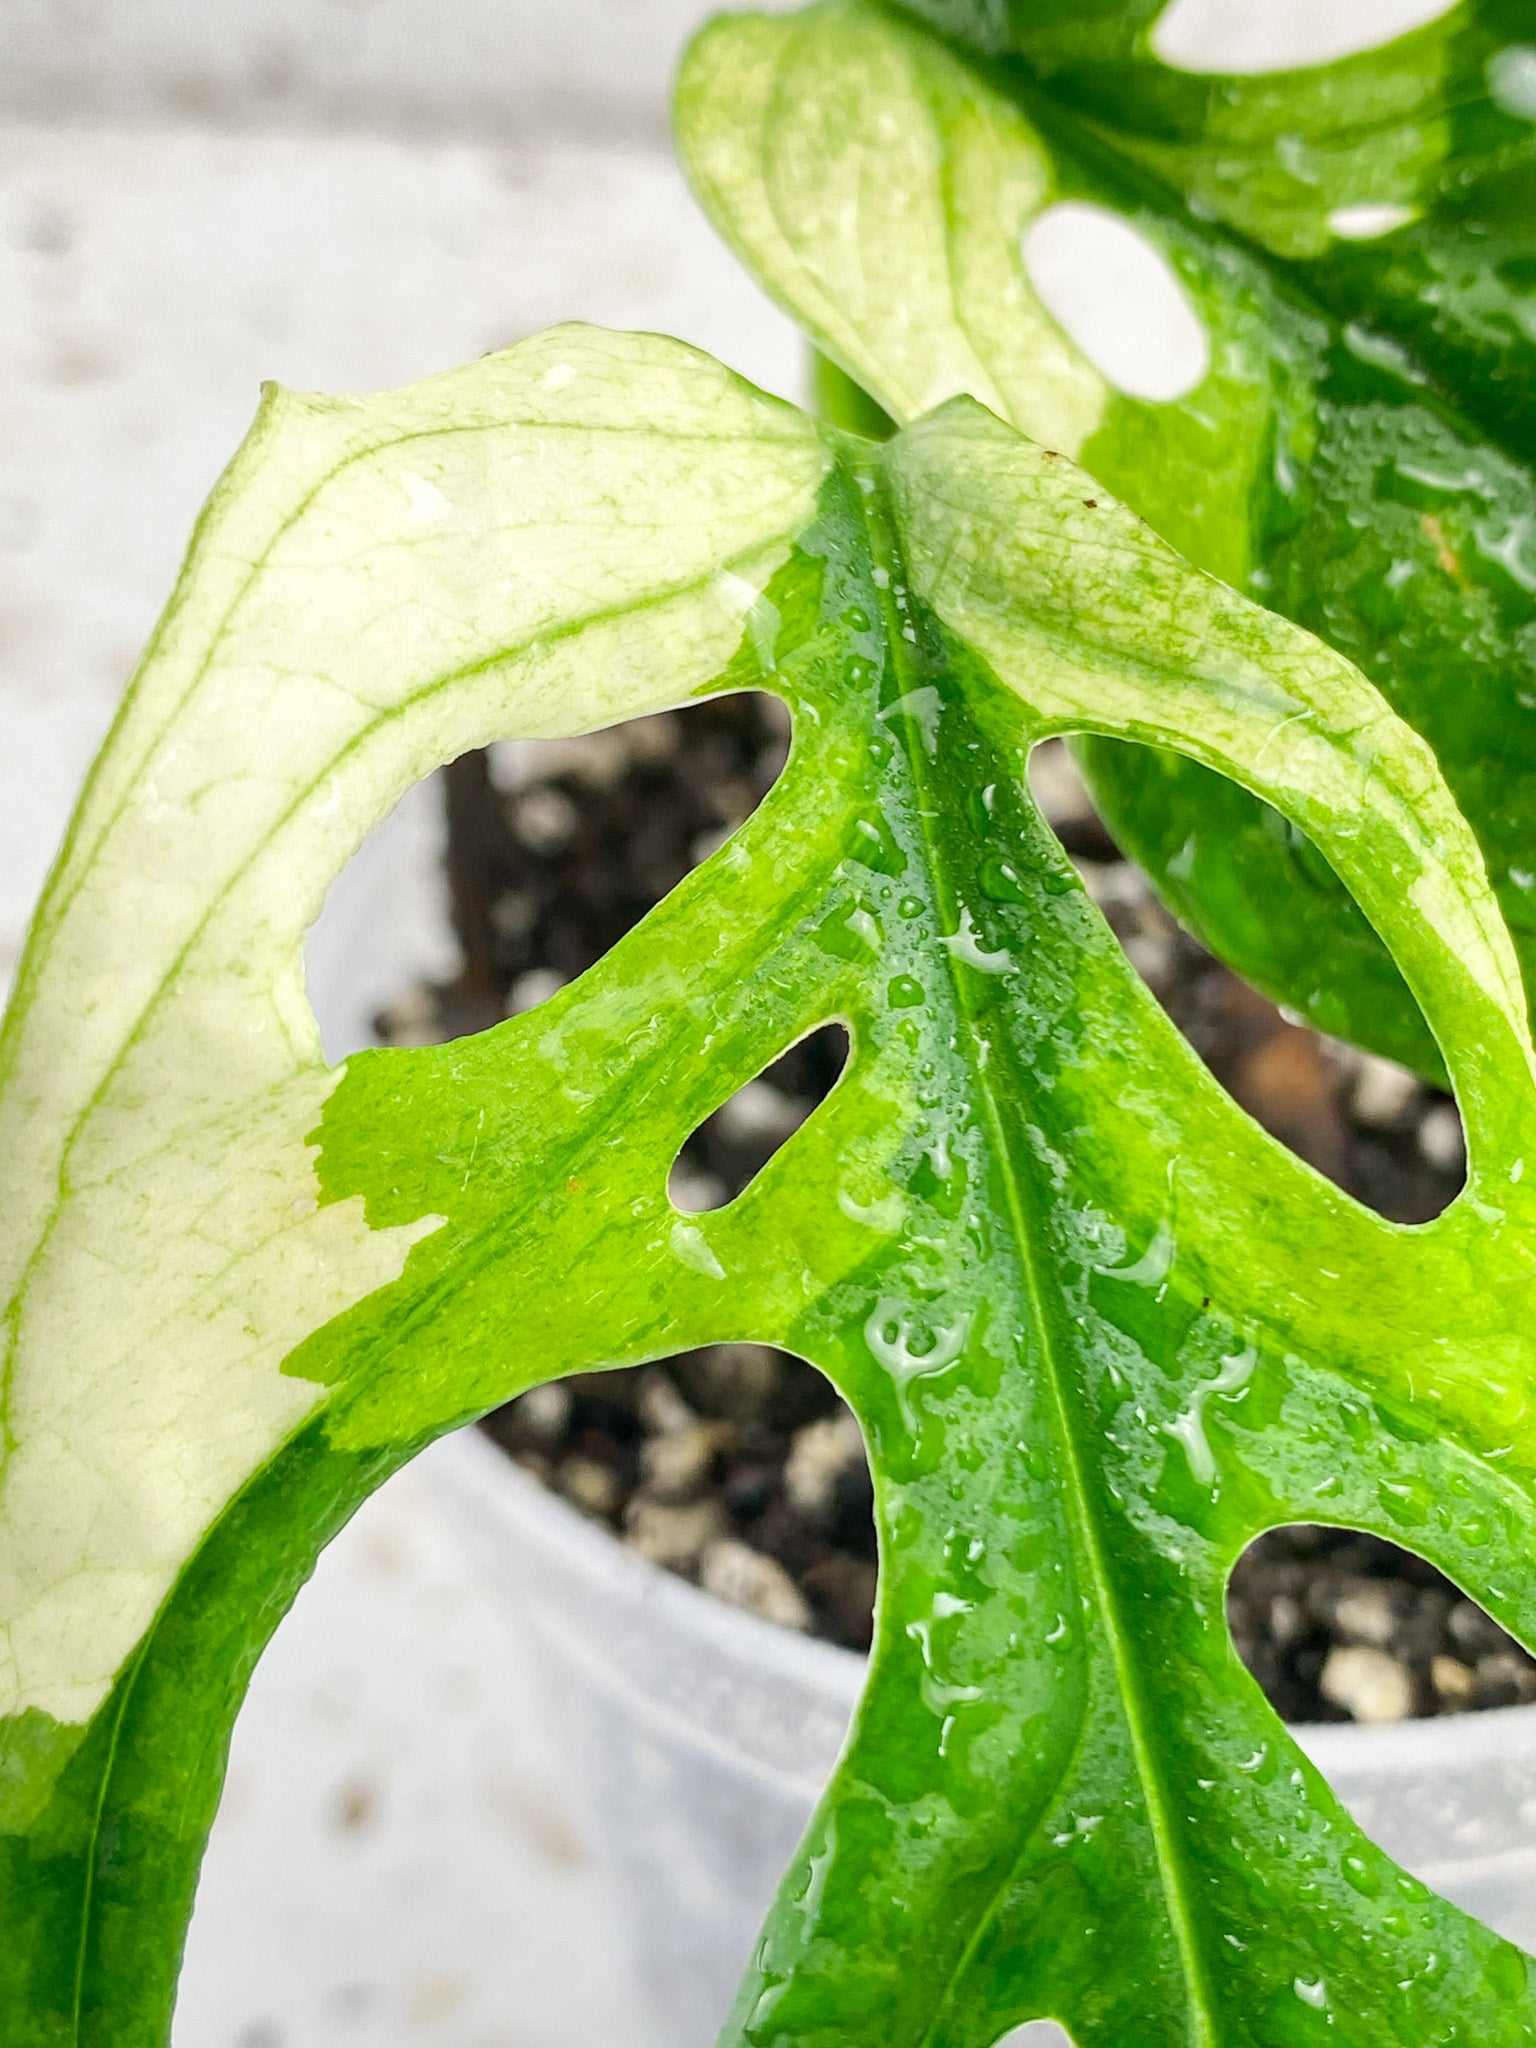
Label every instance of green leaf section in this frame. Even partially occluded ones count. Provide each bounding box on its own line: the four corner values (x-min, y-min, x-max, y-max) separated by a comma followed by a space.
676, 0, 1536, 1079
7, 324, 1536, 2044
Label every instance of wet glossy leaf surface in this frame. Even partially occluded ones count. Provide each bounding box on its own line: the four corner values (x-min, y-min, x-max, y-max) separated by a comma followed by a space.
677, 0, 1536, 1080
7, 329, 1536, 2046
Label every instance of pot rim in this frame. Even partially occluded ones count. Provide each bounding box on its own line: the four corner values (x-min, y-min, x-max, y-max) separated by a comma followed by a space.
422, 1425, 865, 1706
421, 1425, 1536, 1768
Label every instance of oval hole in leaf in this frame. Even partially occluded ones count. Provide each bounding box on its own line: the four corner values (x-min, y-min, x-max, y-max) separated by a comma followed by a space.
1020, 203, 1209, 403
1150, 0, 1458, 76
1489, 45, 1536, 122
1328, 203, 1419, 243
362, 690, 871, 1649
668, 1021, 851, 1215
1027, 738, 1465, 1222
1230, 1524, 1536, 1726
991, 2022, 1076, 2046
348, 691, 791, 1046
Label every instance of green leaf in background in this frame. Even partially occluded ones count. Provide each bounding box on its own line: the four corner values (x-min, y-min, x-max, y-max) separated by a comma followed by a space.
8, 323, 1536, 2045
675, 0, 1536, 1081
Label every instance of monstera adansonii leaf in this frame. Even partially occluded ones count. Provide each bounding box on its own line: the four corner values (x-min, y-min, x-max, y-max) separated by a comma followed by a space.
675, 0, 1536, 1082
5, 323, 1536, 2047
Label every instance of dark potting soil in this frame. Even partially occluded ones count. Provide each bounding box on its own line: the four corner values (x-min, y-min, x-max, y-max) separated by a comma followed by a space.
377, 694, 1534, 1724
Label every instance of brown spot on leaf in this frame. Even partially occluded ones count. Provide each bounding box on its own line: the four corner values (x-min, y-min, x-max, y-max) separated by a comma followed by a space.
1421, 513, 1463, 581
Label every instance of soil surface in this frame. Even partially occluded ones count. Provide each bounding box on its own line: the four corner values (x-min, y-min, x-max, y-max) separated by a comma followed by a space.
378, 696, 1534, 1723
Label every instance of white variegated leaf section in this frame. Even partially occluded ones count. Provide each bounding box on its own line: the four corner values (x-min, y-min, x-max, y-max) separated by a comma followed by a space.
678, 0, 1106, 452
0, 325, 829, 1728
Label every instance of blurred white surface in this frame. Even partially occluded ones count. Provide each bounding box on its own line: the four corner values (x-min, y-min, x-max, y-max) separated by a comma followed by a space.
2, 0, 796, 139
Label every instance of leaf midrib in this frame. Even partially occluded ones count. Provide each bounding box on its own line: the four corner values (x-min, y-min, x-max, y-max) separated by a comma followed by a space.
861, 450, 1219, 2047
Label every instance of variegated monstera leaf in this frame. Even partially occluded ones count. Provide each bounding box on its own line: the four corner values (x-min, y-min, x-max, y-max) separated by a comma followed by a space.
4, 326, 1536, 2046
677, 0, 1536, 1084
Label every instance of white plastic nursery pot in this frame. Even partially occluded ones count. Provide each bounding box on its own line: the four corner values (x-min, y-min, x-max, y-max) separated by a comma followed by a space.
421, 1426, 1536, 2046
420, 1428, 862, 2046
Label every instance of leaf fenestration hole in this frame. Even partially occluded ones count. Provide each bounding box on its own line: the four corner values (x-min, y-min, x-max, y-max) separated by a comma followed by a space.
1149, 0, 1458, 76
483, 1344, 878, 1650
1229, 1525, 1536, 1725
1489, 45, 1536, 122
303, 772, 462, 1063
668, 1021, 851, 1215
1327, 203, 1418, 243
1027, 739, 1465, 1223
1020, 203, 1209, 404
363, 691, 791, 1048
990, 2022, 1076, 2047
